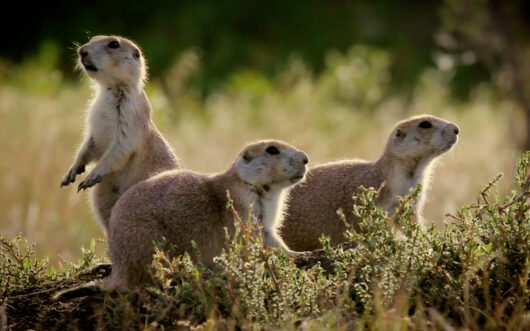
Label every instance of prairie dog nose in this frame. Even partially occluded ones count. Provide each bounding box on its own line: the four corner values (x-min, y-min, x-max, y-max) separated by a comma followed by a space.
78, 47, 88, 59
299, 151, 309, 165
445, 123, 459, 135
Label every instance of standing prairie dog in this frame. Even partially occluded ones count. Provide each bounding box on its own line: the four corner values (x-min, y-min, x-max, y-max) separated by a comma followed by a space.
280, 115, 459, 251
105, 140, 308, 290
60, 35, 179, 231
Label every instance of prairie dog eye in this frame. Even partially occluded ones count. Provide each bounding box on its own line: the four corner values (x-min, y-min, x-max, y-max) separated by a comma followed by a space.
418, 121, 432, 129
108, 40, 120, 49
265, 146, 280, 155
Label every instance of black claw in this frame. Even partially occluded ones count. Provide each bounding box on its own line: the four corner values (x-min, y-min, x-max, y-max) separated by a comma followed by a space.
61, 167, 83, 188
77, 174, 102, 192
61, 175, 72, 188
78, 181, 88, 192
77, 165, 85, 174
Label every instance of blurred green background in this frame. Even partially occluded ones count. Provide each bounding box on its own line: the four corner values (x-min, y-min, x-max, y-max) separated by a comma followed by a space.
1, 0, 529, 264
3, 1, 443, 93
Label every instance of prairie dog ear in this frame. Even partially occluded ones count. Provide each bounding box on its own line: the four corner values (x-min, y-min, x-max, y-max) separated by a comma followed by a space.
242, 151, 252, 162
132, 48, 140, 59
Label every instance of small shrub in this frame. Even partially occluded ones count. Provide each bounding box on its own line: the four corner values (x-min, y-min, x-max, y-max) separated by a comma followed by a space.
0, 235, 53, 290
0, 236, 104, 297
98, 153, 530, 329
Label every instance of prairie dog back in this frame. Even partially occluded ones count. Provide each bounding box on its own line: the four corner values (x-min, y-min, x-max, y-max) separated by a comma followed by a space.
281, 115, 459, 251
105, 140, 308, 290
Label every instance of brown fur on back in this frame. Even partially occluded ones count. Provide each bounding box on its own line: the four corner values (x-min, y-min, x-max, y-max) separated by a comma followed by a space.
280, 115, 459, 251
105, 140, 308, 290
106, 170, 228, 287
281, 161, 382, 251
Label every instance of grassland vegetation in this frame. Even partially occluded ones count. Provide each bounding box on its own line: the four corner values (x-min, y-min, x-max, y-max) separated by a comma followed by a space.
1, 152, 529, 329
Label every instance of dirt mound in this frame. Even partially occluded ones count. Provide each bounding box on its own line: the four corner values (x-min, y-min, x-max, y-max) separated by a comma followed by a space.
4, 265, 110, 330
2, 250, 344, 329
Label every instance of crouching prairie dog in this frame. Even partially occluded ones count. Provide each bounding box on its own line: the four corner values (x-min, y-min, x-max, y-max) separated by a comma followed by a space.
280, 115, 459, 251
105, 140, 308, 290
60, 35, 179, 231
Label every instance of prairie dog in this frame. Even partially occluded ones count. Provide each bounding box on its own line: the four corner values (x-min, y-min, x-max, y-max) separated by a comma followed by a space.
280, 115, 459, 251
60, 35, 179, 231
105, 140, 308, 290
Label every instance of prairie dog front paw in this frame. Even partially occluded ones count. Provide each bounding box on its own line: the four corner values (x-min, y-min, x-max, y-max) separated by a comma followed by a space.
78, 171, 104, 192
60, 165, 86, 187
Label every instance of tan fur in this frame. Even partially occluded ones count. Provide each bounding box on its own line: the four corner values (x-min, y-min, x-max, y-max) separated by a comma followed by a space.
280, 115, 459, 251
105, 140, 308, 290
60, 35, 179, 231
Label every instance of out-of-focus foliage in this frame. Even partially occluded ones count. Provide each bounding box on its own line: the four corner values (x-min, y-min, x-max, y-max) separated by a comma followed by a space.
440, 0, 530, 148
1, 1, 443, 93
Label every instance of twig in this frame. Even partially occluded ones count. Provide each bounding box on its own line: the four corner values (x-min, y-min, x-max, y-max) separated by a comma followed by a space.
445, 213, 461, 221
261, 251, 281, 296
0, 304, 6, 331
480, 174, 503, 205
499, 174, 530, 213
226, 190, 246, 232
0, 239, 24, 269
498, 191, 530, 213
0, 280, 8, 305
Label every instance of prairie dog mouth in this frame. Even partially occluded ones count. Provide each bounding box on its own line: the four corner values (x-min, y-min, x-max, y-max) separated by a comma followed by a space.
289, 173, 306, 183
440, 138, 457, 152
82, 59, 98, 72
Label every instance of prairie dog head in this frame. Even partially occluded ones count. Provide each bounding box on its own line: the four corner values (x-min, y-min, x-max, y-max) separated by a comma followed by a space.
385, 114, 459, 161
77, 35, 146, 88
234, 140, 309, 192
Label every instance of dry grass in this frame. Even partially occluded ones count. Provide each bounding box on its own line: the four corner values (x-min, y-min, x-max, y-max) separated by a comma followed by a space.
0, 47, 523, 265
